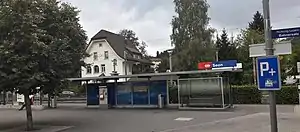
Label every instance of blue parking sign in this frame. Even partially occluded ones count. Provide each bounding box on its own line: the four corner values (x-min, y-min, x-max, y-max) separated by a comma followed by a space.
256, 56, 281, 90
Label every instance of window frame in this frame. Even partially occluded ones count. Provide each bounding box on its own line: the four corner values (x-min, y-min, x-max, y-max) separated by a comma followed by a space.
93, 52, 98, 61
86, 66, 92, 74
94, 65, 100, 74
101, 64, 106, 73
104, 51, 109, 59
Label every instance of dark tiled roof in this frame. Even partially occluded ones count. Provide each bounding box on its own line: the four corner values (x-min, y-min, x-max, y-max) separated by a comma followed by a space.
89, 30, 151, 64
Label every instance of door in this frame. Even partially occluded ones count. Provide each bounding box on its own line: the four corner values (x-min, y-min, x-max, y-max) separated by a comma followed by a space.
87, 84, 99, 105
99, 86, 108, 104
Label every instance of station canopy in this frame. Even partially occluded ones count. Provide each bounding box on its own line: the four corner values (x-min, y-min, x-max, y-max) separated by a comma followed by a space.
67, 68, 242, 82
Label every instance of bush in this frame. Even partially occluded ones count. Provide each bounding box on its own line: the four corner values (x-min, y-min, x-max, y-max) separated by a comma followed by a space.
232, 85, 261, 104
276, 85, 299, 104
232, 85, 299, 104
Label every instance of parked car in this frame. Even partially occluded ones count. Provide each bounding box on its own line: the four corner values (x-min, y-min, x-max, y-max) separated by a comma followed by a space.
61, 91, 75, 97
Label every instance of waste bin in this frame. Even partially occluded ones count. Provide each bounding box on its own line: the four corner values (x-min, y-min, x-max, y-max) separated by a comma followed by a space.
158, 94, 164, 108
50, 96, 57, 108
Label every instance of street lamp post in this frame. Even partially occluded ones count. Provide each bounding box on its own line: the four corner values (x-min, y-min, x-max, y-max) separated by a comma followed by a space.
215, 50, 219, 62
166, 49, 173, 88
167, 50, 173, 72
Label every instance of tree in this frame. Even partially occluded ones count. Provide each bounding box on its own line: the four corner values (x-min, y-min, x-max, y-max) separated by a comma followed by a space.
119, 29, 148, 56
0, 0, 87, 130
235, 11, 265, 84
248, 11, 264, 32
171, 0, 215, 71
216, 29, 237, 60
156, 50, 170, 72
156, 51, 160, 57
119, 29, 139, 47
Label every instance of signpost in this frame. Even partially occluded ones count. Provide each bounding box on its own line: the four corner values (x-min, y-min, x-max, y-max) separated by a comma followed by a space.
272, 27, 300, 39
257, 56, 281, 90
263, 0, 278, 132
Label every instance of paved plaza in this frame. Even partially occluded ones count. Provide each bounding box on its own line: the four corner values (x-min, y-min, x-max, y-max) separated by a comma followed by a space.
0, 104, 299, 132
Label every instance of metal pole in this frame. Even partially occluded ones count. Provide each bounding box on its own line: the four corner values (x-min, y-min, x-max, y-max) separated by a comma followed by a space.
216, 50, 219, 61
263, 0, 278, 132
169, 51, 173, 89
169, 52, 172, 72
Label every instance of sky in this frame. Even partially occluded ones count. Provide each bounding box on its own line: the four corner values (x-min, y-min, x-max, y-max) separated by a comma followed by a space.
61, 0, 300, 56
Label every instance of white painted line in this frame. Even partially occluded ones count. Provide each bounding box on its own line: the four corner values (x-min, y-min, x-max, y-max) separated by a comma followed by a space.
161, 113, 265, 132
174, 117, 193, 121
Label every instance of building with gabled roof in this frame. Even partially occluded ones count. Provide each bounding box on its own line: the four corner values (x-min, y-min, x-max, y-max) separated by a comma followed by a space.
82, 29, 152, 79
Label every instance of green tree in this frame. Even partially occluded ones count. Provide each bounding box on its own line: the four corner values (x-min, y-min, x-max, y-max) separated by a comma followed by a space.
119, 29, 148, 56
248, 11, 264, 32
282, 38, 300, 79
171, 0, 215, 71
119, 29, 140, 47
156, 50, 170, 72
0, 0, 87, 130
216, 29, 237, 60
235, 11, 265, 84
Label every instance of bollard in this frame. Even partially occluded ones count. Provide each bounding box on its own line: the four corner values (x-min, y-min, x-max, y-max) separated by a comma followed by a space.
50, 96, 57, 108
158, 94, 164, 109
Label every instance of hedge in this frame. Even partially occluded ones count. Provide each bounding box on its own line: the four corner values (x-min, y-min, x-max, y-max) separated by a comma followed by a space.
232, 85, 299, 104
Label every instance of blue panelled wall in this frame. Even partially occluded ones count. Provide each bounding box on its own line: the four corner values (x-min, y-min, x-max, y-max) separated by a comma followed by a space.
86, 80, 167, 107
86, 84, 100, 105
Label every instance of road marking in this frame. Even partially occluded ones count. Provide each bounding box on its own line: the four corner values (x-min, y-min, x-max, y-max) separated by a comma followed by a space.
161, 113, 265, 132
174, 117, 193, 121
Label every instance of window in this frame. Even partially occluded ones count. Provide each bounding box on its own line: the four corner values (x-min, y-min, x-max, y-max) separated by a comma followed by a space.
137, 55, 141, 59
104, 51, 109, 59
94, 65, 99, 74
99, 43, 102, 47
86, 66, 92, 74
101, 64, 105, 73
93, 52, 98, 61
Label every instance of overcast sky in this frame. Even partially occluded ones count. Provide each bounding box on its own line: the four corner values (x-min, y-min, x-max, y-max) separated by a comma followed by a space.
61, 0, 300, 56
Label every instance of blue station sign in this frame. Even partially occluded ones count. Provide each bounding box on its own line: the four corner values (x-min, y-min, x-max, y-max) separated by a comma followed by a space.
272, 27, 300, 39
212, 60, 237, 68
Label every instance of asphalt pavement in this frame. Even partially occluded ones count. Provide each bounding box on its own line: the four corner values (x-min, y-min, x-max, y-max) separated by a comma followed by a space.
0, 104, 298, 132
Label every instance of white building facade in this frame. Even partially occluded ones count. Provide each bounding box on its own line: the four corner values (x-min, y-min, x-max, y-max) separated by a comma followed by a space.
81, 30, 152, 80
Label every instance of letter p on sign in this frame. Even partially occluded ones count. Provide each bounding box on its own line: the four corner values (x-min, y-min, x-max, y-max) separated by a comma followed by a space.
260, 62, 269, 76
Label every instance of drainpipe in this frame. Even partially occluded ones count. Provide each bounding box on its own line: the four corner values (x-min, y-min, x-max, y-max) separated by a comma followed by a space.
124, 52, 127, 81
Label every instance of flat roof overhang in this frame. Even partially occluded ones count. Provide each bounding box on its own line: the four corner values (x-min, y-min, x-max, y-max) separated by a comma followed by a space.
66, 68, 242, 82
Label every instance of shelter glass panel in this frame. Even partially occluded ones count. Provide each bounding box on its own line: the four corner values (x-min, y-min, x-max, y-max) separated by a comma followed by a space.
179, 77, 224, 108
150, 81, 167, 105
116, 83, 132, 105
132, 82, 149, 105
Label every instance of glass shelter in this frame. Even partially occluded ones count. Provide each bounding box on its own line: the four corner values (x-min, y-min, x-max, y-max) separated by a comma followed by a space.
68, 69, 239, 110
178, 77, 232, 109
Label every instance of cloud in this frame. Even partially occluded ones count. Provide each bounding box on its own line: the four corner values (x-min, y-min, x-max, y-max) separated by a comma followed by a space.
60, 0, 300, 56
209, 0, 300, 31
61, 0, 174, 56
